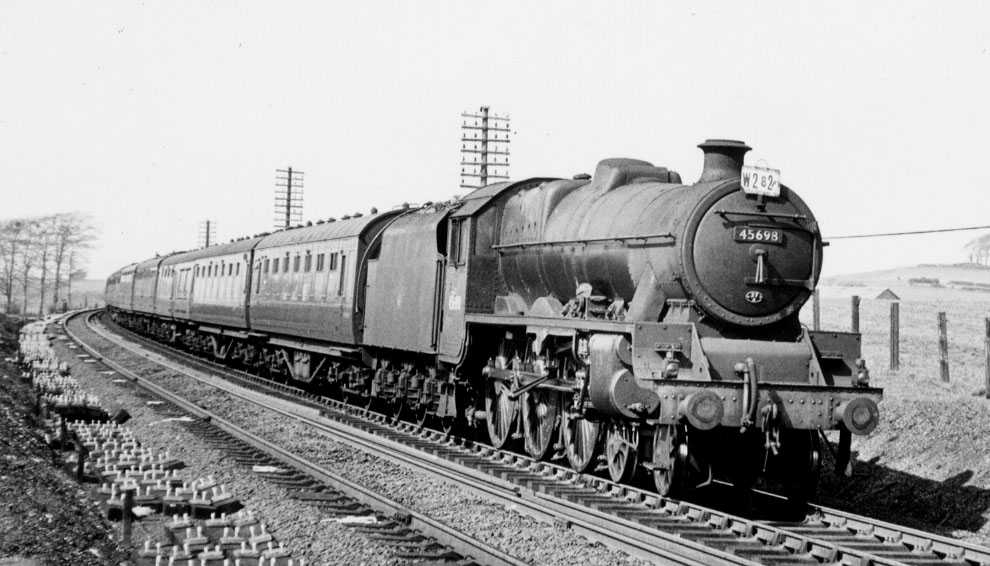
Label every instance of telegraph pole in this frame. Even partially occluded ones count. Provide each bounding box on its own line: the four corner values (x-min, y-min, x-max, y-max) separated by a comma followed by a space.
275, 167, 304, 230
198, 220, 217, 248
460, 107, 510, 190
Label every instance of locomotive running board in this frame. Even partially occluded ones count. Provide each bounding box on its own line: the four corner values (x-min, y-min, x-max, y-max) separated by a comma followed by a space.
465, 313, 633, 333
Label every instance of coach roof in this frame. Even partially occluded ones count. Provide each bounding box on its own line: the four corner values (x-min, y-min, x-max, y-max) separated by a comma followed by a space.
255, 210, 402, 250
160, 237, 264, 266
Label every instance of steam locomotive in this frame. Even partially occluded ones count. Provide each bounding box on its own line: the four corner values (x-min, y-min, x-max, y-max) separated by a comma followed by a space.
106, 139, 881, 500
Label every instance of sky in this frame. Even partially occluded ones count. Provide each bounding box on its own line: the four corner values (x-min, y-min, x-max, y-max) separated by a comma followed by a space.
2, 1, 989, 280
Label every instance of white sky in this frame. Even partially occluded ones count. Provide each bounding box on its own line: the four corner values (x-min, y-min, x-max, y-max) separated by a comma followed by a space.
2, 1, 989, 280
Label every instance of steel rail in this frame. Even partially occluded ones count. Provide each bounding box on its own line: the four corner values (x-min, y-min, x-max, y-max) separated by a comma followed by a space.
75, 311, 738, 566
63, 311, 529, 566
75, 310, 990, 566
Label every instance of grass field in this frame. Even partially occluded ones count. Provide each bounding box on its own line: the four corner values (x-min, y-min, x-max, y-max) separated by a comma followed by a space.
801, 284, 990, 543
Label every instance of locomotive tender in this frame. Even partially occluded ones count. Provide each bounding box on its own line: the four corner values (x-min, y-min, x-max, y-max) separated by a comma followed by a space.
106, 139, 881, 498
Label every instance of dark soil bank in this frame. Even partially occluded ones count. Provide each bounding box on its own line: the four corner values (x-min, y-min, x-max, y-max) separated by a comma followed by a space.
0, 316, 129, 565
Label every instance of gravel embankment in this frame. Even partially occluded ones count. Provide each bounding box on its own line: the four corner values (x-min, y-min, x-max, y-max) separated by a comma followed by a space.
63, 318, 651, 566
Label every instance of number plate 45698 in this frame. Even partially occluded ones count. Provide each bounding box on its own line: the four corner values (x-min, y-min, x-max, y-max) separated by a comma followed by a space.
734, 226, 784, 244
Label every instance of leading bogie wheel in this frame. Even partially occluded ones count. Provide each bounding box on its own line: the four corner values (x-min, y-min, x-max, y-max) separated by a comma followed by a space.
605, 422, 640, 483
484, 381, 519, 449
521, 389, 561, 460
561, 409, 602, 473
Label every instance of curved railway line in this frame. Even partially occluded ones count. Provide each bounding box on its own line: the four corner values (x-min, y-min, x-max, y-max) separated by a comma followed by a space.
64, 310, 990, 566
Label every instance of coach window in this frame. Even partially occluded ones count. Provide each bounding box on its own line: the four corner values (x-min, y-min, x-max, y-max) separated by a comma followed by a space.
264, 258, 270, 273
273, 258, 279, 273
293, 254, 301, 272
304, 251, 312, 272
329, 252, 338, 270
337, 254, 347, 295
284, 253, 290, 272
316, 253, 325, 271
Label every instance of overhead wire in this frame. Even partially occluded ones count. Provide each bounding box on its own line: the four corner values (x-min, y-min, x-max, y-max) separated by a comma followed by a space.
825, 224, 990, 240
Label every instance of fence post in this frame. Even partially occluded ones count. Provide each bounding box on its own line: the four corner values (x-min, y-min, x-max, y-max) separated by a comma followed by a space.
890, 302, 900, 371
813, 289, 821, 331
938, 311, 949, 382
851, 295, 860, 333
984, 317, 989, 399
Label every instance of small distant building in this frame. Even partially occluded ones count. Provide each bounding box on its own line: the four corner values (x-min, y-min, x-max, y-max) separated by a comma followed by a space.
876, 288, 900, 301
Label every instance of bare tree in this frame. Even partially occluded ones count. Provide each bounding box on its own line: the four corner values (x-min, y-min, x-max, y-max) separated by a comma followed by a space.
0, 212, 98, 316
18, 222, 43, 316
50, 212, 97, 310
1, 220, 27, 313
965, 233, 990, 266
0, 236, 9, 313
36, 215, 56, 316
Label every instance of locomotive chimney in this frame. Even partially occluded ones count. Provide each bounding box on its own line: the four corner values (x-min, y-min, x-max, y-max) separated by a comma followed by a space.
697, 139, 751, 183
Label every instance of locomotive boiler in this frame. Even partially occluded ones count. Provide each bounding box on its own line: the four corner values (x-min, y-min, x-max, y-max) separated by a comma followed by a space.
105, 138, 881, 502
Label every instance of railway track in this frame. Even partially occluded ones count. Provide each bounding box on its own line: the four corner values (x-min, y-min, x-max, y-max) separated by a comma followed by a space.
61, 311, 527, 566
65, 310, 990, 566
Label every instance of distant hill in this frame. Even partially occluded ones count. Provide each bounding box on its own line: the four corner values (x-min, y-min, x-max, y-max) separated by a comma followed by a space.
820, 263, 990, 301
